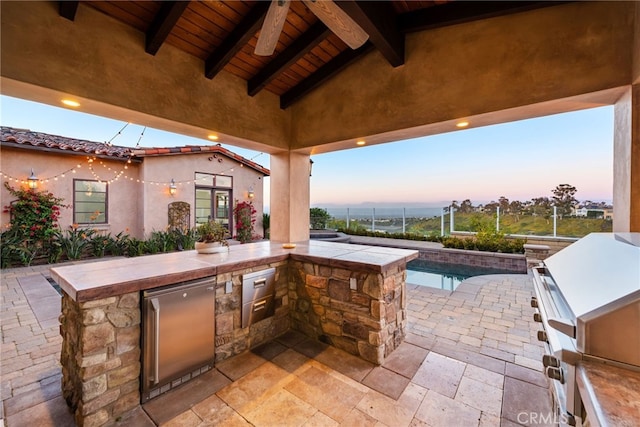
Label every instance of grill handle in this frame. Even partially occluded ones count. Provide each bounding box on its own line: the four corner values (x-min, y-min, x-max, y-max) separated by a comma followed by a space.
548, 317, 576, 338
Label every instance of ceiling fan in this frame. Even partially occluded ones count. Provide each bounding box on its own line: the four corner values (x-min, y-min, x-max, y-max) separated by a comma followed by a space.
255, 0, 369, 56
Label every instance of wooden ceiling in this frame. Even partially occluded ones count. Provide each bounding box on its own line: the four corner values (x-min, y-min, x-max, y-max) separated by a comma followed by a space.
59, 1, 567, 109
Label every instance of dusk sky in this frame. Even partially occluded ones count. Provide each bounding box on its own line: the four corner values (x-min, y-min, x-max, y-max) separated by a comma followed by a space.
1, 95, 613, 208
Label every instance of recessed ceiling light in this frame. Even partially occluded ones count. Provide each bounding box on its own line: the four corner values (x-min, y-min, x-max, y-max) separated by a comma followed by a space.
356, 140, 366, 146
456, 121, 469, 128
61, 99, 80, 108
208, 134, 219, 141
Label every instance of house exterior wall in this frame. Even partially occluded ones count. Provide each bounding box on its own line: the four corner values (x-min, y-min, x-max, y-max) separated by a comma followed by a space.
0, 147, 266, 239
0, 146, 142, 237
139, 153, 265, 238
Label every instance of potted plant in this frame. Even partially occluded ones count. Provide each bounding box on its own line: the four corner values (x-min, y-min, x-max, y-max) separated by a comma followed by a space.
194, 220, 229, 254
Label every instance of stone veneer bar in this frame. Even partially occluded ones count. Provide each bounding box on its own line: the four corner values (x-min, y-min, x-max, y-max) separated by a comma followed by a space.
51, 240, 417, 427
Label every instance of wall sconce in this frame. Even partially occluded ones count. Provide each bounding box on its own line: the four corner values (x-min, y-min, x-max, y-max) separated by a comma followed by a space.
309, 159, 314, 177
248, 186, 255, 199
169, 179, 177, 196
28, 169, 38, 189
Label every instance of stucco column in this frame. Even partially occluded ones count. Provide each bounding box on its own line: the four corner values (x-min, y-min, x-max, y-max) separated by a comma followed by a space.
269, 152, 310, 242
613, 84, 640, 232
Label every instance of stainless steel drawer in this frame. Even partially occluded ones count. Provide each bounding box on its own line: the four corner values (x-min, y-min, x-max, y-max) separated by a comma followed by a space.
242, 268, 275, 302
242, 295, 275, 328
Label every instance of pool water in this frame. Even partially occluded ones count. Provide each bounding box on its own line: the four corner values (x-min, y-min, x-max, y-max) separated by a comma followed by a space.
406, 259, 518, 291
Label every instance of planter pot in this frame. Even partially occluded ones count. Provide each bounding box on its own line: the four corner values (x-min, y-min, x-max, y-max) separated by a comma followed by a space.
195, 241, 227, 254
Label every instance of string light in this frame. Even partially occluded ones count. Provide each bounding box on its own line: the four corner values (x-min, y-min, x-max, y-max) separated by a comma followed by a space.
135, 126, 146, 149
1, 164, 82, 187
106, 122, 130, 146
0, 123, 268, 189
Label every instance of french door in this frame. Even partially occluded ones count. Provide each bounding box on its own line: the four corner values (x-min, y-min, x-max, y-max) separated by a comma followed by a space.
195, 188, 231, 231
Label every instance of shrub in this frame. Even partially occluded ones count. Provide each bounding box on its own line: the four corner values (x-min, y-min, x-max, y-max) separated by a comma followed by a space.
442, 232, 525, 253
172, 227, 197, 250
3, 182, 65, 241
107, 230, 131, 256
1, 228, 39, 267
126, 237, 147, 257
339, 228, 442, 243
234, 201, 256, 243
310, 208, 331, 229
89, 232, 114, 258
57, 225, 94, 260
2, 183, 66, 266
148, 230, 177, 252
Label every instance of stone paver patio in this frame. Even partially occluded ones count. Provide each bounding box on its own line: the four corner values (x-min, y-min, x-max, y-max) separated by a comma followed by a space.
1, 262, 552, 426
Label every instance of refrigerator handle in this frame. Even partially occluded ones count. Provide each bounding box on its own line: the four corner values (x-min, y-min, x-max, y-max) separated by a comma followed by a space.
151, 298, 160, 385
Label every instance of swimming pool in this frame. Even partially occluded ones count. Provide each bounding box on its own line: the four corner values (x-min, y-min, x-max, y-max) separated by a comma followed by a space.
406, 259, 518, 291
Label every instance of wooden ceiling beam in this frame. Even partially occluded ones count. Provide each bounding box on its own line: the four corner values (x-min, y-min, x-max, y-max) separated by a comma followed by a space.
146, 1, 190, 55
205, 2, 270, 80
59, 1, 79, 21
280, 42, 375, 109
336, 0, 404, 67
399, 1, 571, 33
248, 22, 331, 97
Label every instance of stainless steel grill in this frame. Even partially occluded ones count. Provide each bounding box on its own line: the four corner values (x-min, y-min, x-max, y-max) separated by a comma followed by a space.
531, 233, 640, 426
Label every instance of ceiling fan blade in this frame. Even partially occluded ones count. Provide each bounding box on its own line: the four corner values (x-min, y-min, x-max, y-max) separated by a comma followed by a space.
303, 0, 368, 49
255, 0, 291, 56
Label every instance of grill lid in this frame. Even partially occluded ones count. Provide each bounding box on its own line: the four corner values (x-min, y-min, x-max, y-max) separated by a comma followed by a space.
543, 233, 640, 320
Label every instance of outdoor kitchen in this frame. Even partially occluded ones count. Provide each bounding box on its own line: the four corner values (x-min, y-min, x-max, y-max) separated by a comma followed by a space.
51, 240, 417, 426
531, 232, 640, 426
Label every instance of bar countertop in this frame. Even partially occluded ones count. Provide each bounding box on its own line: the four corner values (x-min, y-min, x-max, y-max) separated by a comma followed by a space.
50, 240, 419, 302
576, 360, 640, 426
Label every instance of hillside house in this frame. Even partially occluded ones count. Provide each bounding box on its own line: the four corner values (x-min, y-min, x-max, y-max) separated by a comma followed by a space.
574, 205, 614, 220
0, 126, 269, 239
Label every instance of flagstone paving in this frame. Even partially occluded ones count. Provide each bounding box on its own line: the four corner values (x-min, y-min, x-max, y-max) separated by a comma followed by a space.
1, 261, 552, 426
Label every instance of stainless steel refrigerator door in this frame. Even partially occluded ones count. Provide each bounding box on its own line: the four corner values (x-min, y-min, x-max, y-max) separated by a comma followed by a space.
142, 278, 215, 401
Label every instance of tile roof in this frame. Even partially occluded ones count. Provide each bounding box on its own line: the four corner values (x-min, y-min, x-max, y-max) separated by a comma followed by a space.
1, 126, 131, 158
1, 126, 270, 176
131, 145, 270, 176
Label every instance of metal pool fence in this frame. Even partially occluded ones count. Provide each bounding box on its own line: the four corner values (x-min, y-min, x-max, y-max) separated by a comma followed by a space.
312, 206, 612, 238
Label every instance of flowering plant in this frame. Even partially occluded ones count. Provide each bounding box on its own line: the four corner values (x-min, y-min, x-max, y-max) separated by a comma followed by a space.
2, 183, 67, 266
3, 182, 66, 242
233, 200, 256, 243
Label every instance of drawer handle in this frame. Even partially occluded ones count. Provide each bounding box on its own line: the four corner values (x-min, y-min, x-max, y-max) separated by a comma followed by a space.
151, 298, 160, 385
253, 301, 267, 312
253, 278, 267, 288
